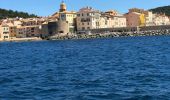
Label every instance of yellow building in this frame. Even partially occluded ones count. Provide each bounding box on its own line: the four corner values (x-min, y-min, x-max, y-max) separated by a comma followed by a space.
59, 11, 76, 33
125, 8, 149, 27
139, 13, 145, 27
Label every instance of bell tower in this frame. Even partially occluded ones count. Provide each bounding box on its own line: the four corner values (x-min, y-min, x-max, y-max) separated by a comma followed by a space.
59, 0, 67, 12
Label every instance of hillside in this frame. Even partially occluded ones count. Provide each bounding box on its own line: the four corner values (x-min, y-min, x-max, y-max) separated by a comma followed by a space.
149, 5, 170, 16
0, 8, 37, 19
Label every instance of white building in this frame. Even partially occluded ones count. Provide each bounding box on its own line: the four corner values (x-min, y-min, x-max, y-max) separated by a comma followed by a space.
153, 14, 170, 25
76, 7, 101, 31
0, 25, 10, 40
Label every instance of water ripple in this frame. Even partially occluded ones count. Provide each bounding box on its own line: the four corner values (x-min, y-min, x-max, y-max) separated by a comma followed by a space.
0, 36, 170, 100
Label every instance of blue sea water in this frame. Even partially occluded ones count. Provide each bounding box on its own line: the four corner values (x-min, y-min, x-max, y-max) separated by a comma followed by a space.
0, 36, 170, 100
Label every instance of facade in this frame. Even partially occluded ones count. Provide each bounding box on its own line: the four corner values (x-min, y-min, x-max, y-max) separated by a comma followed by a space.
76, 7, 126, 32
103, 10, 126, 28
145, 11, 154, 26
59, 11, 76, 33
52, 1, 76, 33
125, 8, 170, 27
25, 26, 41, 37
76, 7, 101, 31
153, 14, 170, 25
40, 20, 69, 37
40, 22, 49, 38
0, 25, 10, 40
102, 15, 126, 28
16, 26, 27, 38
125, 11, 145, 27
9, 26, 17, 37
112, 16, 126, 28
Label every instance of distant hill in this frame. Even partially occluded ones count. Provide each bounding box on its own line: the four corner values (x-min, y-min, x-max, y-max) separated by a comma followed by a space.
0, 8, 37, 19
149, 6, 170, 16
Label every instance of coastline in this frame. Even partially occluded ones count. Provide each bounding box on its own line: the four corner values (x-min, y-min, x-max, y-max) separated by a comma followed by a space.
0, 37, 42, 42
48, 29, 170, 41
1, 29, 170, 42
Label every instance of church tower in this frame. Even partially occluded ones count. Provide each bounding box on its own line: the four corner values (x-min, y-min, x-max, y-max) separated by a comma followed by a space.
59, 0, 67, 12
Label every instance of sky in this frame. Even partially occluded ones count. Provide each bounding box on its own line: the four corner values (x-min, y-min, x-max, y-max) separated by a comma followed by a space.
0, 0, 170, 16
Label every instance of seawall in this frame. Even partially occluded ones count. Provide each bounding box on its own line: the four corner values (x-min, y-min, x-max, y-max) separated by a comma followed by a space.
49, 28, 170, 40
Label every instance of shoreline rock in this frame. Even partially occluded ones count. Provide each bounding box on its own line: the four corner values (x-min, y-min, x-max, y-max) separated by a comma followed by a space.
48, 29, 170, 41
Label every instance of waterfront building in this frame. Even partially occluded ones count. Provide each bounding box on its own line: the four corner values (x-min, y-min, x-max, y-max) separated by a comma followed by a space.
76, 7, 101, 31
153, 14, 170, 25
125, 8, 170, 27
0, 24, 10, 40
16, 26, 27, 38
104, 10, 126, 28
9, 25, 17, 38
76, 7, 126, 32
145, 11, 154, 26
125, 8, 146, 27
40, 20, 69, 36
40, 22, 49, 38
109, 16, 126, 28
59, 11, 76, 33
25, 26, 41, 37
52, 1, 76, 33
101, 15, 126, 28
0, 22, 17, 40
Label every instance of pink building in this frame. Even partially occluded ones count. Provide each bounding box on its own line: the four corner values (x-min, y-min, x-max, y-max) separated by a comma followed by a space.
124, 12, 141, 27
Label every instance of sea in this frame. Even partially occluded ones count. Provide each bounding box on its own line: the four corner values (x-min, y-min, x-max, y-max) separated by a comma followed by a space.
0, 36, 170, 100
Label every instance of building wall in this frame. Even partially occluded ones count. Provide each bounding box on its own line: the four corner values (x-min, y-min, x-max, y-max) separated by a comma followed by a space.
145, 12, 154, 26
59, 12, 76, 33
9, 26, 17, 37
16, 26, 27, 38
25, 26, 40, 37
40, 23, 49, 38
76, 7, 101, 31
0, 26, 10, 40
114, 16, 126, 28
153, 14, 170, 25
57, 20, 69, 35
125, 12, 140, 27
40, 20, 69, 36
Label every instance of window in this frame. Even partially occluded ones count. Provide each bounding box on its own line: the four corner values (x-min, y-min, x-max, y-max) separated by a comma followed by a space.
82, 27, 85, 30
81, 18, 84, 22
77, 14, 80, 17
82, 13, 84, 16
105, 21, 107, 25
87, 18, 90, 22
3, 32, 9, 34
87, 13, 89, 16
4, 36, 8, 39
